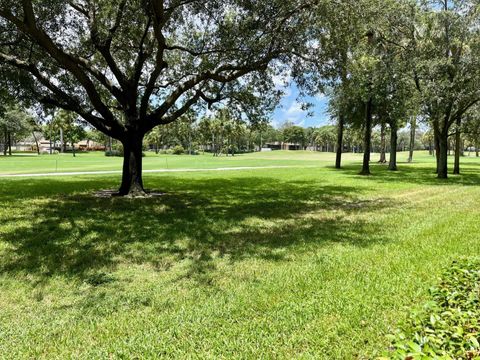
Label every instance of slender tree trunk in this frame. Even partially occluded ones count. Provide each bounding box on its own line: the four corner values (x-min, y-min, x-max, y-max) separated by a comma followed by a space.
3, 127, 7, 156
388, 121, 398, 171
476, 141, 479, 157
49, 126, 53, 155
60, 128, 64, 153
379, 122, 386, 163
453, 116, 461, 175
188, 130, 192, 155
453, 136, 460, 174
434, 125, 440, 173
118, 132, 146, 196
360, 98, 373, 175
437, 133, 448, 179
336, 56, 348, 168
335, 114, 344, 168
32, 131, 40, 155
72, 140, 76, 157
408, 116, 416, 163
212, 133, 215, 156
219, 132, 224, 156
7, 131, 12, 155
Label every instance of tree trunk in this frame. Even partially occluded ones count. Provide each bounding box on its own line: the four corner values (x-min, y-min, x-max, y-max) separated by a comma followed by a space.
118, 132, 146, 196
388, 122, 398, 171
408, 116, 416, 163
434, 125, 440, 173
7, 131, 12, 155
379, 122, 386, 163
49, 130, 53, 155
32, 131, 40, 155
3, 127, 7, 156
72, 140, 76, 157
60, 128, 64, 153
188, 130, 192, 155
437, 133, 448, 179
212, 133, 216, 156
360, 98, 373, 175
453, 116, 461, 175
335, 114, 344, 168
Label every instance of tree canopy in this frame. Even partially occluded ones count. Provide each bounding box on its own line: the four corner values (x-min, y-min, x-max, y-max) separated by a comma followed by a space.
0, 0, 316, 194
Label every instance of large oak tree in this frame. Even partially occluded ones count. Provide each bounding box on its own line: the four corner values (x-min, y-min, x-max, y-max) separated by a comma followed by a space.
0, 0, 315, 195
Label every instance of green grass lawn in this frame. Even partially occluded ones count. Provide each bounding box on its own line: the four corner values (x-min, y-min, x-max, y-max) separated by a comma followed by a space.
1, 149, 466, 175
0, 151, 479, 359
0, 150, 337, 175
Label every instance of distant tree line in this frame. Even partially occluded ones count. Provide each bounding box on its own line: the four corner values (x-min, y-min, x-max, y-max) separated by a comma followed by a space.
1, 0, 480, 194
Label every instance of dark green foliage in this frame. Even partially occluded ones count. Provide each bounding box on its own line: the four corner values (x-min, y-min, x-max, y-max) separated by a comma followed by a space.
388, 259, 480, 359
104, 150, 123, 157
172, 145, 185, 155
282, 124, 306, 146
105, 147, 145, 157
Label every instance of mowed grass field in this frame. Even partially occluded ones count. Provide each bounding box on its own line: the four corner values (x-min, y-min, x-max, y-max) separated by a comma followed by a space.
1, 150, 480, 359
0, 150, 335, 175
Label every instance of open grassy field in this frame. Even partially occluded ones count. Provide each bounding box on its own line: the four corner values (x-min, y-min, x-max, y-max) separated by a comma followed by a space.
0, 150, 336, 175
3, 149, 475, 175
0, 150, 479, 359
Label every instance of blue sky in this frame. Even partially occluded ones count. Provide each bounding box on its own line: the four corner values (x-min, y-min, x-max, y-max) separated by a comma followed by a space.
271, 83, 331, 128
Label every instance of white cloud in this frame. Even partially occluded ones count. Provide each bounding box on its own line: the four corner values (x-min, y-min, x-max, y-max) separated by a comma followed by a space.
316, 93, 327, 101
285, 102, 304, 116
283, 102, 308, 126
272, 73, 292, 90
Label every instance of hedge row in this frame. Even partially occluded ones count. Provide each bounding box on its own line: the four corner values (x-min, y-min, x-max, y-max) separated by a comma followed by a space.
387, 259, 480, 360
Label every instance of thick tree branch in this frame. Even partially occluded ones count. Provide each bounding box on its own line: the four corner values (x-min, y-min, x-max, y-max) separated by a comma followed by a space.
1, 2, 122, 131
139, 1, 169, 118
87, 2, 128, 89
451, 98, 480, 126
0, 51, 123, 136
74, 56, 125, 102
68, 2, 89, 18
155, 91, 203, 127
143, 53, 275, 125
132, 16, 153, 88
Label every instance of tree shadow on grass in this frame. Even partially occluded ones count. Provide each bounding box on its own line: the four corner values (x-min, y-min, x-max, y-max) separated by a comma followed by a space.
336, 163, 480, 186
0, 154, 40, 158
0, 175, 395, 284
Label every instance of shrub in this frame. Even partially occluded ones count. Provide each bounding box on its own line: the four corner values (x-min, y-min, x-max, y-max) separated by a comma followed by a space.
105, 150, 145, 157
386, 258, 480, 359
105, 150, 123, 157
172, 145, 185, 155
